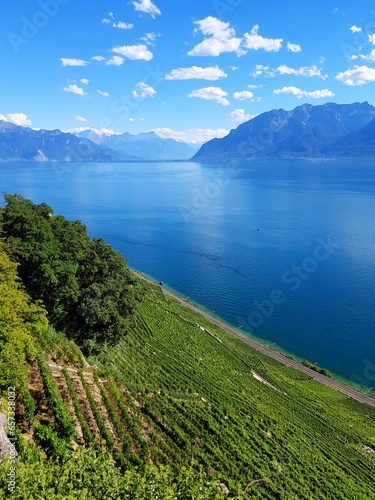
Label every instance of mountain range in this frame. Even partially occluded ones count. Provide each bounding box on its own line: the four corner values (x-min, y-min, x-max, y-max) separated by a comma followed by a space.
193, 102, 375, 161
1, 102, 375, 162
0, 122, 197, 162
76, 130, 198, 161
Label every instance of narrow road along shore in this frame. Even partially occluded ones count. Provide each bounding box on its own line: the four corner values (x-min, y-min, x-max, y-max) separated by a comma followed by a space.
132, 270, 375, 409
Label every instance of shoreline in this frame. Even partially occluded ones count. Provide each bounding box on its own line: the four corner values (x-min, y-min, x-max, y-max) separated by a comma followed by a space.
132, 269, 375, 409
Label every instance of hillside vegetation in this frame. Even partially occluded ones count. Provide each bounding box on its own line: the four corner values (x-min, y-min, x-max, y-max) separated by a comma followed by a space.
0, 195, 374, 499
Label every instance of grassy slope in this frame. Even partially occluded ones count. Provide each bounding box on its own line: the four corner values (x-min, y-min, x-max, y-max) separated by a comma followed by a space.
102, 281, 375, 499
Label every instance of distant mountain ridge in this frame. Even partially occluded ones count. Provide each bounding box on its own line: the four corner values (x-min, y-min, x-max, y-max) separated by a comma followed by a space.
192, 102, 375, 161
0, 122, 140, 162
77, 130, 198, 161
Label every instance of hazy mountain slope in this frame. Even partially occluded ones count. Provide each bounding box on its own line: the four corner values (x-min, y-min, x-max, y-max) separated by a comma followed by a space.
0, 122, 140, 162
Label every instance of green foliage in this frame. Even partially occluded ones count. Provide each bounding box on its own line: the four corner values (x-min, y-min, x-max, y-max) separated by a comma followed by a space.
0, 448, 228, 499
302, 359, 332, 378
0, 244, 47, 392
37, 356, 76, 441
34, 422, 69, 460
101, 283, 375, 499
0, 194, 136, 352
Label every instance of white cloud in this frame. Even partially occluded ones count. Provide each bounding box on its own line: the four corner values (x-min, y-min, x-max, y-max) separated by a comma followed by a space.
273, 86, 335, 99
132, 0, 161, 18
247, 84, 262, 89
250, 64, 326, 79
92, 55, 105, 62
64, 84, 86, 96
67, 126, 121, 136
129, 118, 134, 123
152, 127, 229, 144
132, 81, 157, 99
233, 90, 253, 100
61, 58, 88, 67
112, 44, 153, 61
230, 109, 254, 123
113, 21, 134, 30
369, 34, 375, 45
188, 17, 243, 57
230, 66, 239, 71
0, 112, 32, 126
97, 90, 110, 97
335, 65, 375, 86
350, 25, 362, 33
287, 42, 302, 52
165, 65, 227, 81
188, 86, 230, 106
74, 115, 87, 122
250, 64, 272, 78
140, 32, 159, 44
243, 25, 282, 52
80, 78, 89, 85
106, 56, 125, 66
276, 64, 327, 79
102, 18, 110, 24
350, 49, 375, 62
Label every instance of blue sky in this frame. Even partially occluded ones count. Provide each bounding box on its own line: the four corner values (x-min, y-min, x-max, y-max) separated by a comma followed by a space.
1, 0, 375, 143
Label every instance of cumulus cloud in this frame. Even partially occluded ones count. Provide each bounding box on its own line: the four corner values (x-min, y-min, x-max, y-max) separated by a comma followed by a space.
273, 86, 335, 99
350, 49, 375, 62
132, 0, 161, 18
112, 44, 153, 61
233, 90, 253, 100
335, 65, 375, 86
287, 42, 302, 52
92, 55, 105, 62
61, 58, 88, 67
80, 79, 89, 85
64, 85, 86, 96
188, 86, 230, 106
243, 25, 282, 52
152, 127, 229, 144
106, 56, 125, 66
113, 21, 134, 29
188, 17, 243, 57
74, 115, 87, 122
0, 112, 32, 126
97, 90, 110, 97
276, 64, 327, 79
350, 25, 362, 33
132, 81, 157, 98
165, 65, 227, 81
250, 64, 326, 79
369, 34, 375, 44
140, 32, 160, 45
230, 109, 253, 123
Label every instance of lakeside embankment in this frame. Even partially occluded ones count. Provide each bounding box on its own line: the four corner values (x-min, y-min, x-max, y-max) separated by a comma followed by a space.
132, 269, 375, 409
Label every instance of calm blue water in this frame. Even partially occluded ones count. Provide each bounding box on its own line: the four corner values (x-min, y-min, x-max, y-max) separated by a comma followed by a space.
1, 160, 375, 389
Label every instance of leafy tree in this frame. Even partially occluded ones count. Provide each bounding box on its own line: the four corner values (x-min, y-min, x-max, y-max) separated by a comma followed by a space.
0, 244, 47, 391
0, 194, 136, 352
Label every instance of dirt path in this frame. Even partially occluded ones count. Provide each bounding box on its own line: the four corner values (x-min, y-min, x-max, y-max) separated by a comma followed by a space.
132, 270, 375, 409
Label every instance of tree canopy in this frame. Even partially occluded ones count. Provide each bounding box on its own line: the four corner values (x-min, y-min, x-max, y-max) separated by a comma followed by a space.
0, 194, 136, 353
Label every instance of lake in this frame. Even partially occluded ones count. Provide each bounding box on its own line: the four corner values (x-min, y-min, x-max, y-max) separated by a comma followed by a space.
1, 160, 375, 390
